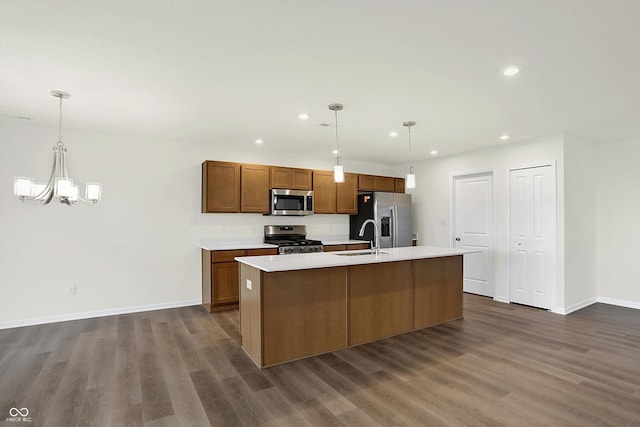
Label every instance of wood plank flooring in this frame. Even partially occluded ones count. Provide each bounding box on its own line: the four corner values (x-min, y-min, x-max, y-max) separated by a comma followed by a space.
1, 294, 639, 426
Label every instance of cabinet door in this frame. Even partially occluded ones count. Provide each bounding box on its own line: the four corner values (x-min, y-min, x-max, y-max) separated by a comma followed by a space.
395, 178, 405, 193
292, 169, 313, 190
337, 173, 358, 214
412, 256, 463, 329
358, 174, 376, 191
313, 170, 337, 214
212, 261, 240, 305
241, 164, 270, 213
202, 161, 241, 213
270, 167, 292, 189
376, 176, 396, 192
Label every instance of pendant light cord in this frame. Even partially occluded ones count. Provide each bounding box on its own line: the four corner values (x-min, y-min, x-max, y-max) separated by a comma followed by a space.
334, 109, 339, 155
408, 125, 413, 167
57, 96, 64, 147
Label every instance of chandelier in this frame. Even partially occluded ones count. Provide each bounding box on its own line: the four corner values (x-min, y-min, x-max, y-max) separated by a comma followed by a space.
328, 103, 345, 183
13, 91, 102, 205
403, 120, 416, 189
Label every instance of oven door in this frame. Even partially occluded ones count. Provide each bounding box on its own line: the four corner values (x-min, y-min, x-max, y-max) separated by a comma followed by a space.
271, 189, 314, 215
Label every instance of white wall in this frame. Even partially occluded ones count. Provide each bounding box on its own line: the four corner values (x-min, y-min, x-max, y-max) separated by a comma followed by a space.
596, 138, 640, 306
563, 135, 598, 310
0, 119, 397, 327
397, 135, 567, 310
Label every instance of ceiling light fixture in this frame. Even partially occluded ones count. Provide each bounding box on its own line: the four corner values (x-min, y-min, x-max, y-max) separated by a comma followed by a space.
502, 65, 520, 77
430, 150, 438, 155
13, 90, 102, 206
298, 113, 309, 120
499, 134, 510, 141
389, 131, 398, 138
328, 103, 345, 183
255, 139, 264, 144
403, 121, 416, 189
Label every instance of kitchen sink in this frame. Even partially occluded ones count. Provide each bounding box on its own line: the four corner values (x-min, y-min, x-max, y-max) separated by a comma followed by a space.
335, 250, 389, 256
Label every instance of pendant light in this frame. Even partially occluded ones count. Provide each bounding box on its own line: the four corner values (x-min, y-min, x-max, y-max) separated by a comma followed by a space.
403, 120, 416, 189
328, 103, 345, 183
13, 90, 102, 205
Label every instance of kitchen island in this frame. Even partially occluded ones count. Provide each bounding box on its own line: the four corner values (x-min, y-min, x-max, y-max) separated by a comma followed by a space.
236, 246, 474, 368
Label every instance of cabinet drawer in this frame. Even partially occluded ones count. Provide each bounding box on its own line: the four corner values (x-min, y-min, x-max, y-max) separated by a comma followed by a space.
347, 243, 370, 251
212, 250, 246, 263
246, 248, 278, 256
323, 244, 347, 252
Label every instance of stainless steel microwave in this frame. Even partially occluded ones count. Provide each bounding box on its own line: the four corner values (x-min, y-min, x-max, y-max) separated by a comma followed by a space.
270, 189, 314, 216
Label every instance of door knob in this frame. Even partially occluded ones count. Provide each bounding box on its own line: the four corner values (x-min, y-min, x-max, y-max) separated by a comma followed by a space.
455, 237, 461, 241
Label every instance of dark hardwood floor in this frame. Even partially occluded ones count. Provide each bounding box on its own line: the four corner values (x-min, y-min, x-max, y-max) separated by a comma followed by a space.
1, 294, 639, 426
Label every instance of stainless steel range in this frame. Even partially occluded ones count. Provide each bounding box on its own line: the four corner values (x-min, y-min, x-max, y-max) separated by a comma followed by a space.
264, 225, 323, 255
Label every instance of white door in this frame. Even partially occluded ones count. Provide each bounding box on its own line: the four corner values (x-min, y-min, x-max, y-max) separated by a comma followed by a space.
453, 173, 494, 297
509, 166, 556, 309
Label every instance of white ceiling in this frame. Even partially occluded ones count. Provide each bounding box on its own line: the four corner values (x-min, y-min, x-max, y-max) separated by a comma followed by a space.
1, 1, 639, 165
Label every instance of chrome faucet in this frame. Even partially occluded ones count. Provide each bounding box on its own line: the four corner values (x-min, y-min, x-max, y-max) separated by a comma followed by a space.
358, 219, 380, 255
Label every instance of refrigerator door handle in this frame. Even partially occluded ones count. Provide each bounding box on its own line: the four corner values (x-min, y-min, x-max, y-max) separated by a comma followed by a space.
391, 205, 398, 247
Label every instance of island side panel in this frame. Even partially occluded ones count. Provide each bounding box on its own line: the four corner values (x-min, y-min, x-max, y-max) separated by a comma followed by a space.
262, 267, 347, 367
240, 263, 263, 367
347, 261, 412, 346
202, 249, 212, 311
412, 255, 463, 330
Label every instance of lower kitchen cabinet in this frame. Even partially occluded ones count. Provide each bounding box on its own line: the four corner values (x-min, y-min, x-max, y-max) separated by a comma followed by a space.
202, 247, 277, 312
323, 242, 370, 252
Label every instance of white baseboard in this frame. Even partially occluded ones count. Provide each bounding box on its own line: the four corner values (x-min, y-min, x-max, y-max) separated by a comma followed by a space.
554, 297, 598, 315
0, 299, 202, 330
493, 296, 509, 304
596, 296, 640, 310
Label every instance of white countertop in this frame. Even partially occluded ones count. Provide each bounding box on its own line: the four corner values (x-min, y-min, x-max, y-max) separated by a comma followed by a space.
235, 246, 475, 272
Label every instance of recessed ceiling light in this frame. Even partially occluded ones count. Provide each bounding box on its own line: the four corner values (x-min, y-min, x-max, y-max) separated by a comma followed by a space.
332, 149, 339, 155
499, 134, 510, 140
430, 150, 438, 155
389, 131, 398, 138
298, 113, 309, 120
255, 139, 264, 144
502, 65, 520, 77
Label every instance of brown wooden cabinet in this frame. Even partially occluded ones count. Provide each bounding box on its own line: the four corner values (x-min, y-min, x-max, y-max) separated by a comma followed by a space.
358, 174, 400, 192
241, 164, 270, 213
395, 178, 406, 193
412, 256, 463, 329
337, 173, 358, 214
270, 167, 313, 190
323, 242, 370, 252
312, 170, 337, 214
202, 247, 277, 312
201, 161, 241, 213
314, 170, 358, 214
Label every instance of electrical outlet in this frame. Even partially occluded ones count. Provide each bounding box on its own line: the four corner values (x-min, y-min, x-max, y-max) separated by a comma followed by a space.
246, 279, 252, 290
66, 285, 76, 295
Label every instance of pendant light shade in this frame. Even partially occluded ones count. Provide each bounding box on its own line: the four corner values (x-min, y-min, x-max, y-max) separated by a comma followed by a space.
12, 90, 102, 205
329, 103, 345, 183
403, 121, 417, 189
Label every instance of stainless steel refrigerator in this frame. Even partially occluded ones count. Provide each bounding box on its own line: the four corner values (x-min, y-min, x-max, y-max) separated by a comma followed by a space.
349, 192, 413, 248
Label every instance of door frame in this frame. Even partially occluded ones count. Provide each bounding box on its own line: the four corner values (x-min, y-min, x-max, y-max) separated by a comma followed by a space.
506, 161, 557, 312
450, 168, 497, 299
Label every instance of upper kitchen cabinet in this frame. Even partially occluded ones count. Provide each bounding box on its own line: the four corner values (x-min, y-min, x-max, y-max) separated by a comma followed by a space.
313, 170, 336, 213
202, 161, 241, 213
358, 174, 396, 192
241, 164, 270, 213
395, 178, 405, 193
337, 173, 358, 214
313, 171, 358, 214
270, 167, 313, 190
